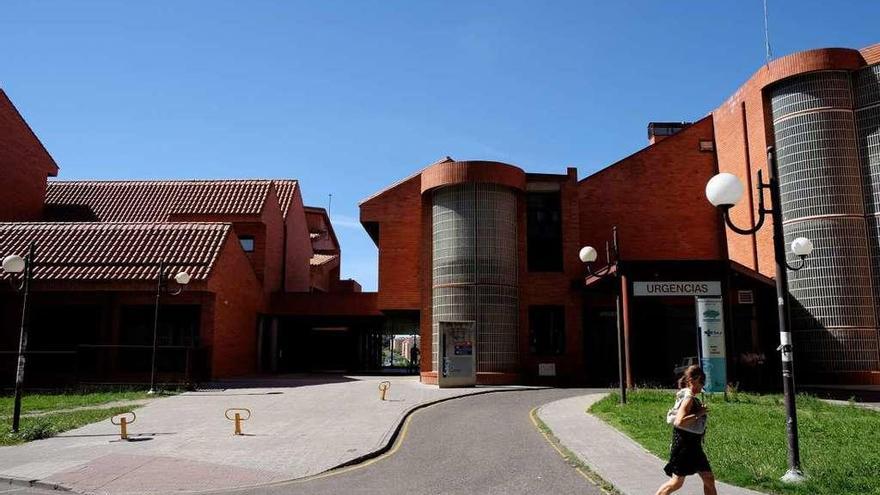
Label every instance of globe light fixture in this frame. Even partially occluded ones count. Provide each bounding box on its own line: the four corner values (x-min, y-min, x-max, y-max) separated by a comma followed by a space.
174, 271, 192, 285
579, 246, 598, 264
705, 172, 745, 208
2, 255, 25, 274
791, 237, 814, 258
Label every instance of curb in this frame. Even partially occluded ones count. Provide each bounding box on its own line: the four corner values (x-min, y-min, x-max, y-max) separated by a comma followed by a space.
0, 475, 71, 491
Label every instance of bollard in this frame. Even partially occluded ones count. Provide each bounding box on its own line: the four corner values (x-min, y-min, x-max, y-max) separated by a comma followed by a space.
378, 381, 391, 401
110, 412, 137, 440
224, 408, 251, 436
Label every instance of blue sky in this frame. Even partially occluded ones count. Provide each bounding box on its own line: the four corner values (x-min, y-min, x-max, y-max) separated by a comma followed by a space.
2, 1, 878, 290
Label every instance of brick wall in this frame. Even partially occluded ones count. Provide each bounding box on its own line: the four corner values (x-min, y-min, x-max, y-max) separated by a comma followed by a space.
285, 187, 313, 292
206, 232, 266, 378
0, 90, 57, 221
578, 116, 723, 262
520, 169, 584, 383
360, 174, 423, 310
259, 186, 285, 294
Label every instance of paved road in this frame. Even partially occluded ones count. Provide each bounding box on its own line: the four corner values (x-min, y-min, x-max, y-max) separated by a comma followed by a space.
228, 388, 603, 495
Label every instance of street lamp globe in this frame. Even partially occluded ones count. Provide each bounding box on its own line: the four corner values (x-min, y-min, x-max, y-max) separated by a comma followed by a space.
791, 237, 814, 257
174, 271, 192, 285
2, 255, 25, 274
579, 246, 598, 264
705, 173, 745, 208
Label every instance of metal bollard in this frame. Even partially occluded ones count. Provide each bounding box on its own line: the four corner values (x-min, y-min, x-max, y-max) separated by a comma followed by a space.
110, 412, 137, 440
378, 381, 391, 401
224, 408, 251, 435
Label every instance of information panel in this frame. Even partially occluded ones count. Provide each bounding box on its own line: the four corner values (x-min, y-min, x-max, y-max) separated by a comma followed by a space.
439, 321, 476, 388
696, 297, 727, 393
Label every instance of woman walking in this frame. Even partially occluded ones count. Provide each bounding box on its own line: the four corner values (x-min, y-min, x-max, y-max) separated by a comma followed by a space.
655, 365, 717, 495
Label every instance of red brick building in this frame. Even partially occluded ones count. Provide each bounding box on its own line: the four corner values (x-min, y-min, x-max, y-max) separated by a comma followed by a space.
0, 89, 373, 386
4, 40, 880, 388
362, 43, 880, 387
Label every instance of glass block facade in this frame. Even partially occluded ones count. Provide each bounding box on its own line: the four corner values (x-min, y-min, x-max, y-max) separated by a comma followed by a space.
431, 183, 519, 373
770, 68, 880, 373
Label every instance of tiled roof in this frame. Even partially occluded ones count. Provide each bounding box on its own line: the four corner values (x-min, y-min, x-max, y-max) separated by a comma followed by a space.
0, 222, 230, 281
310, 253, 339, 267
46, 180, 298, 222
272, 180, 298, 220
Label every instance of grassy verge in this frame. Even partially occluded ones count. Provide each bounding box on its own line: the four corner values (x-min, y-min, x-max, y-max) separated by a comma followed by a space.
0, 406, 138, 446
590, 390, 880, 495
0, 390, 155, 416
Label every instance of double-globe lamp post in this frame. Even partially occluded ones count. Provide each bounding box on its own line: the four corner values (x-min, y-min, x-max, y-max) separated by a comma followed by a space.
705, 146, 813, 483
579, 226, 627, 405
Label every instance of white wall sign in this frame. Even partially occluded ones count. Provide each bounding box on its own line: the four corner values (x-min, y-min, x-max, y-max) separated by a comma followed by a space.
633, 281, 721, 297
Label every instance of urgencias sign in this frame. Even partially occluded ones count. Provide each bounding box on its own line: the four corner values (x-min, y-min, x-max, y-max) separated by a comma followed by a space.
633, 281, 721, 297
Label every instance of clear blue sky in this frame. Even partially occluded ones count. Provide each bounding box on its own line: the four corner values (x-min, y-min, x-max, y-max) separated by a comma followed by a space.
2, 1, 877, 290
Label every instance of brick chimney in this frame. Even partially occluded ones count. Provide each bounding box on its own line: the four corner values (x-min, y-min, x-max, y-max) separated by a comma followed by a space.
647, 122, 692, 145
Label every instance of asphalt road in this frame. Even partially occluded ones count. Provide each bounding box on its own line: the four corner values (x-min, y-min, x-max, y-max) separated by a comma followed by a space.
232, 388, 603, 495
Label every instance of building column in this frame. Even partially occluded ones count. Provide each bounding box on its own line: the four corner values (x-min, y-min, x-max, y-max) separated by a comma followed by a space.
620, 273, 633, 388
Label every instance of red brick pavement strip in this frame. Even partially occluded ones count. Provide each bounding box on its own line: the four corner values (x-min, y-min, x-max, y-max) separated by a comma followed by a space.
46, 455, 285, 494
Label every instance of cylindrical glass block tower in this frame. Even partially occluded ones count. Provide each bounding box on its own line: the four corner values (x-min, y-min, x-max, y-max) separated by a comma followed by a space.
770, 70, 880, 374
431, 183, 519, 374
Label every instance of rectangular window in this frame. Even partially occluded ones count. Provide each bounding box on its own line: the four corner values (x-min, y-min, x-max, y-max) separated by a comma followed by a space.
527, 191, 563, 271
529, 305, 565, 355
240, 236, 255, 252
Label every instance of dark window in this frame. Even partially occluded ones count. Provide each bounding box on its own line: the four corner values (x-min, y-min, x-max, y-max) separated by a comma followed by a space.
529, 305, 565, 355
240, 236, 255, 252
527, 191, 563, 271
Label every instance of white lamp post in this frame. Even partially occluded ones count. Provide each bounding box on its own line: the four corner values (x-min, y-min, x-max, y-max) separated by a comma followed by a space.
2, 246, 33, 433
579, 227, 627, 404
706, 147, 812, 483
148, 264, 192, 395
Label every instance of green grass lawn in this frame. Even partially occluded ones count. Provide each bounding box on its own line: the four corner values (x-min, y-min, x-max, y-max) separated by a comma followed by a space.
590, 390, 880, 495
0, 390, 152, 416
0, 389, 175, 446
0, 406, 137, 446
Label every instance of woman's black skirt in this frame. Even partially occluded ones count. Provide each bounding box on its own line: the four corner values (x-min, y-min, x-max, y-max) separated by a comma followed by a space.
664, 427, 711, 477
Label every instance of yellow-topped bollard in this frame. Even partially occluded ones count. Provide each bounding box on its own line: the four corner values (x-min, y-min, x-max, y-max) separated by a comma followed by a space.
110, 411, 136, 440
224, 408, 251, 436
378, 381, 391, 401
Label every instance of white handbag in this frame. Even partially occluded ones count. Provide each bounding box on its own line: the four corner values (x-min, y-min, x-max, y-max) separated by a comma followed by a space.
666, 389, 706, 435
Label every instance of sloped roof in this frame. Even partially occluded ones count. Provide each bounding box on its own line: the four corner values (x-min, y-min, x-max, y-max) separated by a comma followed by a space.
303, 206, 339, 252
0, 89, 59, 177
310, 253, 339, 267
358, 156, 453, 206
272, 180, 298, 220
0, 222, 230, 281
45, 179, 298, 222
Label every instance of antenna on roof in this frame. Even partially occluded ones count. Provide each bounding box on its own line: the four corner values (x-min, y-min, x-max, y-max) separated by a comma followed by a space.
327, 193, 332, 216
763, 0, 773, 66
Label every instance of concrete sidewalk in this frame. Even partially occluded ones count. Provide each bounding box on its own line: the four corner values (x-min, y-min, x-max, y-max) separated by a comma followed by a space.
0, 376, 531, 494
537, 394, 765, 495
